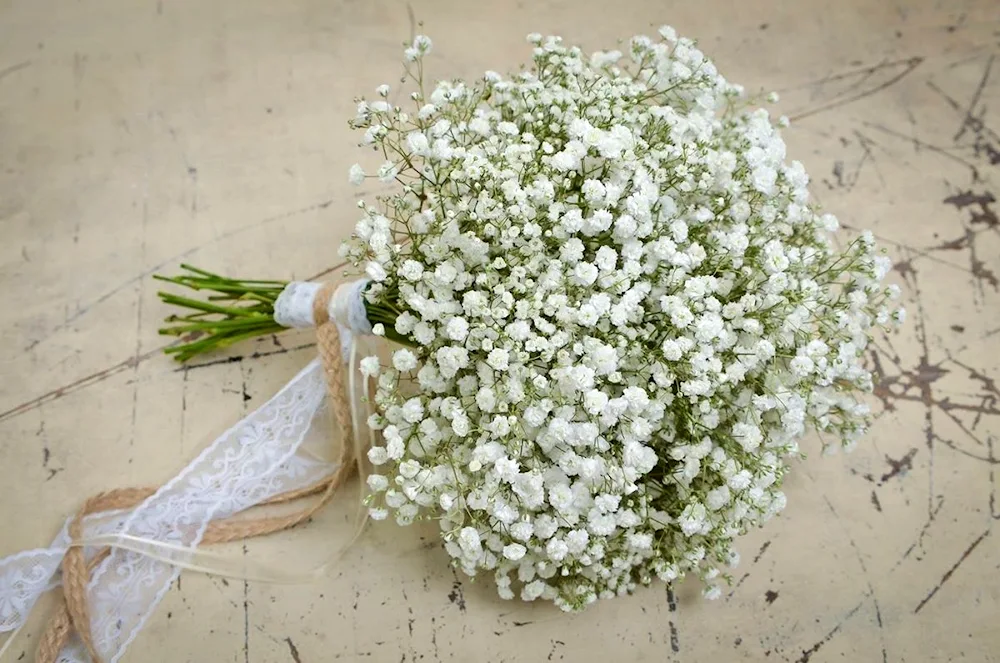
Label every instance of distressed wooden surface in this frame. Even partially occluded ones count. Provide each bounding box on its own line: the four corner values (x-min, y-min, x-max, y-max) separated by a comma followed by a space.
1, 0, 998, 661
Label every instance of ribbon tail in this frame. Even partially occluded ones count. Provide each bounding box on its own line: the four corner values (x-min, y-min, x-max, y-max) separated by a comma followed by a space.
0, 278, 377, 663
7, 358, 332, 663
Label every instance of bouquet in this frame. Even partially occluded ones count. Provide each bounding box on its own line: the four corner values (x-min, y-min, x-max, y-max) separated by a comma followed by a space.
161, 29, 902, 607
1, 25, 903, 663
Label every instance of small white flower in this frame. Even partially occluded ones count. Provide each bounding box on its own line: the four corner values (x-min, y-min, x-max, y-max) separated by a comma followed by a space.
367, 446, 389, 466
365, 261, 387, 282
451, 415, 471, 437
412, 35, 433, 54
572, 262, 599, 286
582, 179, 606, 205
406, 132, 430, 156
548, 484, 574, 513
399, 260, 425, 282
494, 455, 519, 481
533, 513, 558, 539
445, 316, 470, 341
385, 490, 406, 508
510, 521, 534, 541
732, 422, 762, 452
728, 470, 753, 492
790, 355, 814, 378
458, 526, 482, 558
522, 580, 546, 601
348, 163, 365, 185
386, 437, 405, 460
705, 485, 731, 510
503, 543, 527, 561
393, 349, 419, 372
359, 356, 381, 378
487, 348, 510, 371
377, 161, 398, 183
566, 529, 590, 554
661, 339, 683, 361
679, 503, 708, 537
583, 389, 609, 415
401, 397, 424, 423
545, 538, 569, 562
594, 246, 617, 272
399, 459, 421, 479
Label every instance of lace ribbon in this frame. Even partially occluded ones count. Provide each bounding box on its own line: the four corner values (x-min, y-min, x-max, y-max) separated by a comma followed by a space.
0, 279, 373, 663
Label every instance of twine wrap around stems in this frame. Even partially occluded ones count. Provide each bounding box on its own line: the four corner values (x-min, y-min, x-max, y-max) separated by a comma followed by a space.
31, 281, 365, 663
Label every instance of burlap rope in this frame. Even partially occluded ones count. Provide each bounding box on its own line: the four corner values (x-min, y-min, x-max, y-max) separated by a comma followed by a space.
36, 283, 358, 663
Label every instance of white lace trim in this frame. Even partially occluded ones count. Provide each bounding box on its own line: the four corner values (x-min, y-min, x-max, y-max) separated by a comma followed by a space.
0, 279, 371, 663
273, 281, 322, 328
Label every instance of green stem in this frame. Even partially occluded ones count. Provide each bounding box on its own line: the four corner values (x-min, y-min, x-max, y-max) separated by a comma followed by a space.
157, 293, 270, 318
159, 318, 280, 335
156, 264, 413, 361
156, 265, 290, 362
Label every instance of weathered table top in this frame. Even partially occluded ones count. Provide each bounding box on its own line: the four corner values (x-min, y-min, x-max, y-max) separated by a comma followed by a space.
2, 0, 998, 661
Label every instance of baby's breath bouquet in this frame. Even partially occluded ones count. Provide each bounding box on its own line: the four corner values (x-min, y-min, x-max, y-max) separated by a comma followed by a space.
161, 28, 902, 611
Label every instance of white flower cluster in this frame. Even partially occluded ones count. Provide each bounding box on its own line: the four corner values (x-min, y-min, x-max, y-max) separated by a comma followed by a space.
342, 29, 902, 611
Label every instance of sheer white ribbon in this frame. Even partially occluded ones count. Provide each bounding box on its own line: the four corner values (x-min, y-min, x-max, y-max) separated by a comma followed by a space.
0, 279, 370, 663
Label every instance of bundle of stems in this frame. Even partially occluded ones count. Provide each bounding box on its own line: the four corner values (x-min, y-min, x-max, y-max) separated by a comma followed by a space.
155, 265, 289, 362
156, 265, 409, 362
